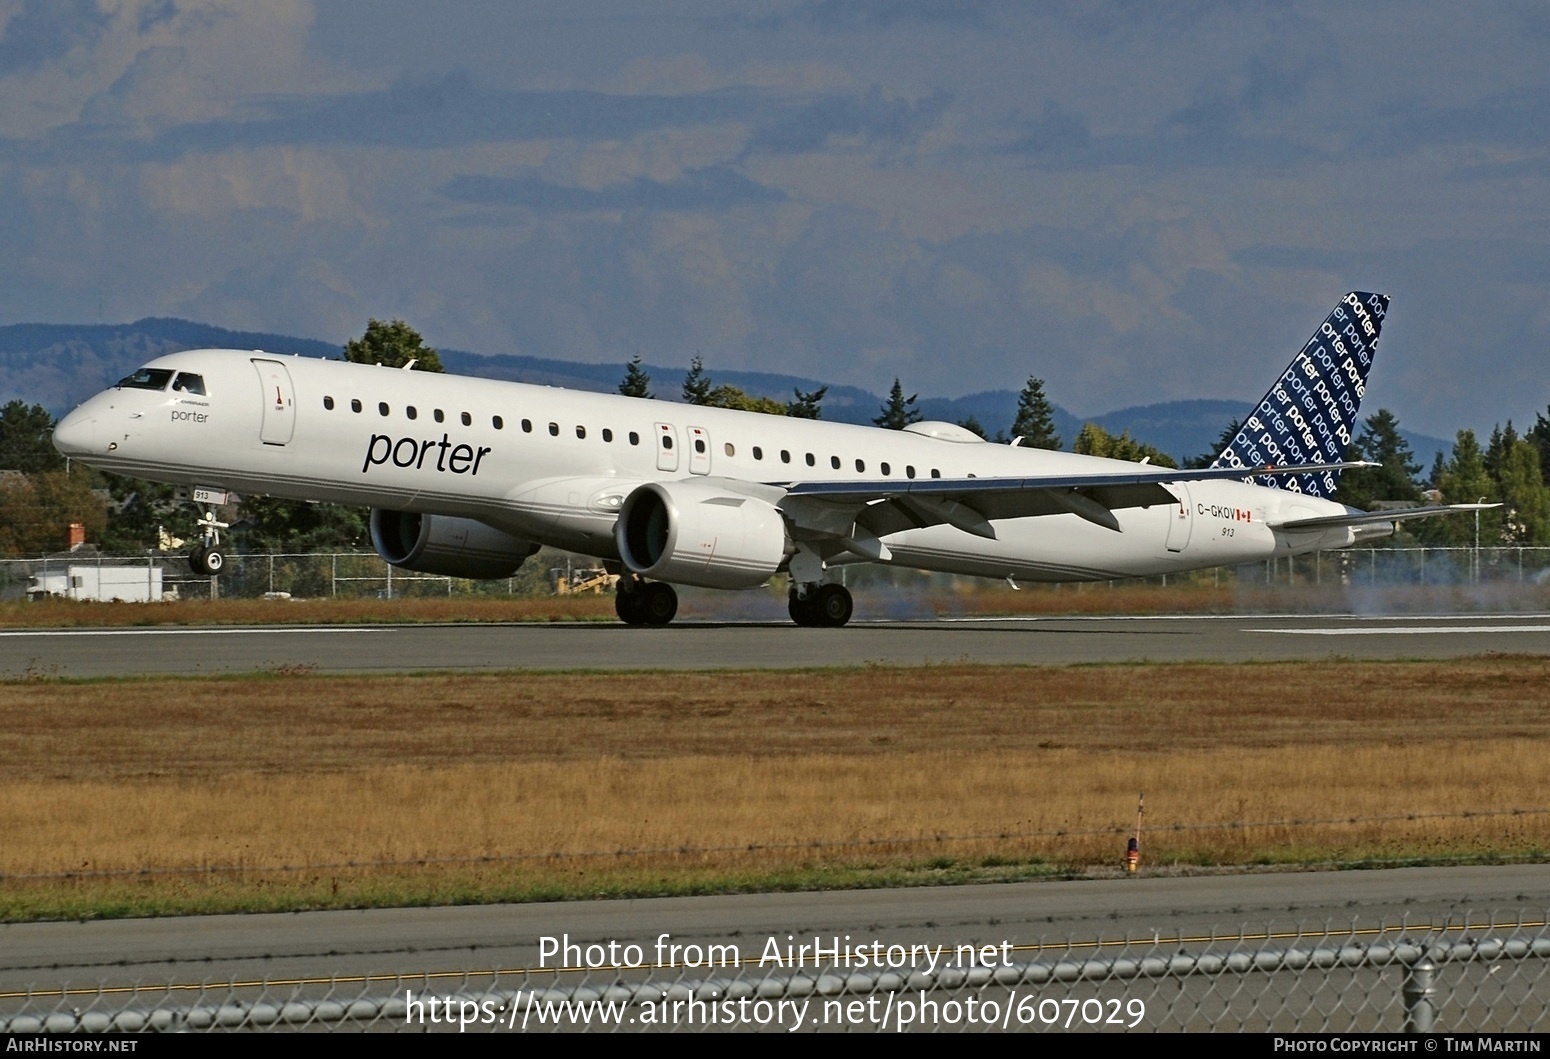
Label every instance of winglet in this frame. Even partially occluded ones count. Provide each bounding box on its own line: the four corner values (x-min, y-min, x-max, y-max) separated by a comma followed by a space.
1211, 292, 1389, 499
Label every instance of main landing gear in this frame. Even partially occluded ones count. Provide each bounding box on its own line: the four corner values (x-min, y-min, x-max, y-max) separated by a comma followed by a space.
614, 576, 678, 626
788, 582, 853, 628
188, 509, 229, 576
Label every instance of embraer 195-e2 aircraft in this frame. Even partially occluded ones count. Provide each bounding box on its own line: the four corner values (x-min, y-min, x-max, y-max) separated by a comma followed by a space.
52, 292, 1486, 627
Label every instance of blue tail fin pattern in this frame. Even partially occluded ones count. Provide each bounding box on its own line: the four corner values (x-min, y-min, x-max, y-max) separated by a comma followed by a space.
1210, 291, 1388, 498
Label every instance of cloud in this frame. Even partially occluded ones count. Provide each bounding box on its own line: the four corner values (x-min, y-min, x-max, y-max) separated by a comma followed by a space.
747, 86, 950, 154
439, 166, 786, 213
0, 0, 112, 75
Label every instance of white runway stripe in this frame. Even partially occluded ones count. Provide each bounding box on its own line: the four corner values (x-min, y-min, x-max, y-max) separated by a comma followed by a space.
0, 627, 387, 638
1244, 625, 1550, 636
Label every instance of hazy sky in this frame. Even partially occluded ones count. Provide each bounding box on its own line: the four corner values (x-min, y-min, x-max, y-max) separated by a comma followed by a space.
0, 1, 1546, 435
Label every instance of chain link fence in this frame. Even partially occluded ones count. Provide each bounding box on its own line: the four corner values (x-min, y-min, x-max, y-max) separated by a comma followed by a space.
4, 547, 1550, 604
3, 916, 1546, 1032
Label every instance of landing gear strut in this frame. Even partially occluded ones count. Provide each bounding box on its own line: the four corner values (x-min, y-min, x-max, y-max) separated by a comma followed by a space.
188, 509, 228, 576
788, 582, 853, 628
614, 577, 678, 626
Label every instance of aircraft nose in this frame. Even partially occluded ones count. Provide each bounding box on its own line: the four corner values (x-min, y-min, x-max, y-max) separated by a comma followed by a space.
52, 407, 97, 458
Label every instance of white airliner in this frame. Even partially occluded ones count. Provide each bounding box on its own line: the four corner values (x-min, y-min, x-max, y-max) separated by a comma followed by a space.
51, 292, 1485, 626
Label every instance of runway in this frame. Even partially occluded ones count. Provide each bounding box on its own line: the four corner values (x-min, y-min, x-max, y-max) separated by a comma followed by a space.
4, 612, 1550, 677
1, 865, 1546, 994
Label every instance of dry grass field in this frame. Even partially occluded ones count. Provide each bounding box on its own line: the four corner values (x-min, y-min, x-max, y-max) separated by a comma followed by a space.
4, 577, 1548, 628
1, 658, 1546, 920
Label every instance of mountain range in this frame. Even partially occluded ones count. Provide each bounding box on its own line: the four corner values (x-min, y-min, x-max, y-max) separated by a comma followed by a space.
0, 318, 1448, 468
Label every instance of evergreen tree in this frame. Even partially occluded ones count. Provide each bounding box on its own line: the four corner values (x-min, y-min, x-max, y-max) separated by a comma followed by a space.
1424, 430, 1498, 546
0, 400, 64, 473
873, 378, 921, 429
957, 414, 986, 439
343, 319, 444, 372
1009, 377, 1060, 450
1184, 419, 1243, 469
618, 356, 653, 399
786, 386, 827, 420
1333, 409, 1422, 510
1072, 423, 1177, 467
682, 356, 713, 405
1529, 406, 1550, 485
1493, 436, 1550, 544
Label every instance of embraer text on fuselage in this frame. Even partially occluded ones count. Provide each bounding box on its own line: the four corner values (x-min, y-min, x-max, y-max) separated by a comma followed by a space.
362, 433, 492, 476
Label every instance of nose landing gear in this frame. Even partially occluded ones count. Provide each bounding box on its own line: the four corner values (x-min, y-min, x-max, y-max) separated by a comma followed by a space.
188, 509, 229, 576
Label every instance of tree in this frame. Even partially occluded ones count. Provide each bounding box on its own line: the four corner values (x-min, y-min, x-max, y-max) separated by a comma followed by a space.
957, 414, 986, 439
618, 356, 653, 399
236, 496, 368, 552
343, 319, 444, 372
0, 401, 64, 473
1184, 419, 1243, 469
874, 378, 921, 429
704, 383, 787, 415
1529, 406, 1550, 485
0, 470, 108, 555
1009, 377, 1060, 450
682, 356, 713, 405
1492, 435, 1550, 545
786, 386, 827, 420
1072, 423, 1177, 468
1333, 409, 1422, 511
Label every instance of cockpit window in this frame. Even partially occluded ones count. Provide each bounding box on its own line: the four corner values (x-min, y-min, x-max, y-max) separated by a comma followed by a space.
117, 368, 173, 391
171, 372, 207, 396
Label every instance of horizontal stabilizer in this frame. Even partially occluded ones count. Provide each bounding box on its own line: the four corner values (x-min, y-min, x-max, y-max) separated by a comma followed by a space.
1269, 503, 1501, 531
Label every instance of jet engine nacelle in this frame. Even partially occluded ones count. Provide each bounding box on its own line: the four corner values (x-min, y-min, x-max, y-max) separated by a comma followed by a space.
615, 480, 790, 590
370, 510, 539, 580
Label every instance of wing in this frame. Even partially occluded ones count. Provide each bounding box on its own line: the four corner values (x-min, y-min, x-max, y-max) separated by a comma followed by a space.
772, 461, 1375, 545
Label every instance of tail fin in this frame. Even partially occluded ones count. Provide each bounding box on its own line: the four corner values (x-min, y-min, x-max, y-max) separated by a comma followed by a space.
1210, 291, 1388, 498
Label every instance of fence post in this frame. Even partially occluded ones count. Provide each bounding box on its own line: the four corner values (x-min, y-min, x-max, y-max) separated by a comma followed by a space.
1402, 956, 1438, 1033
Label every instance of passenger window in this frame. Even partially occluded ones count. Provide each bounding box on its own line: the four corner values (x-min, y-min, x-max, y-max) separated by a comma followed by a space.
406, 406, 418, 420
781, 450, 791, 463
629, 431, 640, 445
906, 465, 916, 479
323, 396, 335, 410
493, 416, 504, 430
724, 442, 735, 457
881, 462, 891, 476
830, 455, 840, 469
549, 422, 559, 436
461, 412, 472, 426
694, 439, 706, 454
805, 453, 815, 467
931, 469, 941, 478
603, 428, 613, 442
855, 459, 865, 473
663, 436, 674, 450
522, 419, 532, 433
378, 402, 390, 416
434, 409, 445, 423
172, 372, 207, 395
351, 399, 362, 413
753, 446, 763, 460
576, 425, 587, 439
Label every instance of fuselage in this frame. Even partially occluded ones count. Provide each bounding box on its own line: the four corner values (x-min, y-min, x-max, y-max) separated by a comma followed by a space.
53, 349, 1364, 583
